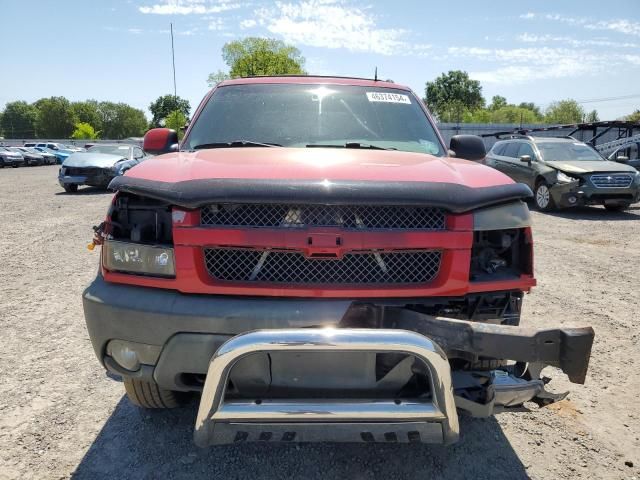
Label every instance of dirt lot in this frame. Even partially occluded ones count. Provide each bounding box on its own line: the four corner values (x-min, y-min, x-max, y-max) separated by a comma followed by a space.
0, 165, 638, 479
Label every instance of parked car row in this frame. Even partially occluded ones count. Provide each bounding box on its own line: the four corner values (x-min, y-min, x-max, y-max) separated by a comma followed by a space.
24, 142, 85, 164
0, 145, 58, 167
0, 141, 86, 168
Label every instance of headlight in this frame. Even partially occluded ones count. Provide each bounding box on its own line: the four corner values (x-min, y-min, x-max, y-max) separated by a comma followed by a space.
556, 171, 578, 183
103, 240, 175, 277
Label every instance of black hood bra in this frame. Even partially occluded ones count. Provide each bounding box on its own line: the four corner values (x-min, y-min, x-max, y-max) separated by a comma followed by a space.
109, 176, 533, 213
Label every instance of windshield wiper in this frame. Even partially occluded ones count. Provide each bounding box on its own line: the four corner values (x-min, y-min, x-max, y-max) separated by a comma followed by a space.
192, 140, 282, 150
305, 142, 396, 151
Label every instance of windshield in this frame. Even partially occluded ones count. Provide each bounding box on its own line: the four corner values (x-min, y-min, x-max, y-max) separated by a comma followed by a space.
87, 145, 131, 156
537, 142, 604, 161
185, 84, 444, 155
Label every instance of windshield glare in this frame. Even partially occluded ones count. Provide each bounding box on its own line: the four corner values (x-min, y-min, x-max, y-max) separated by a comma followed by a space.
537, 142, 604, 161
87, 145, 131, 156
185, 84, 444, 156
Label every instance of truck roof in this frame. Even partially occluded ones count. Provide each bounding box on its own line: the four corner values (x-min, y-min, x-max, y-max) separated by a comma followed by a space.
217, 75, 409, 91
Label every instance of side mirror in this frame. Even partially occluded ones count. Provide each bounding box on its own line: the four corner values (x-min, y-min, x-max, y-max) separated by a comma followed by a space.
143, 128, 179, 155
449, 135, 486, 161
520, 155, 532, 164
614, 155, 629, 163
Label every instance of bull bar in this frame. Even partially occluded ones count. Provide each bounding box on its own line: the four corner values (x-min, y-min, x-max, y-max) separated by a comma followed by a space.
194, 328, 460, 446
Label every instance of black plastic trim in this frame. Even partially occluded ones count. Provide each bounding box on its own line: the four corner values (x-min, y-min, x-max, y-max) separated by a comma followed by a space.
109, 177, 533, 213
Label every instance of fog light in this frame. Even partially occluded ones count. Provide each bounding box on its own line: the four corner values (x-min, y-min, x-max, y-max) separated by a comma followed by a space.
109, 343, 140, 371
567, 195, 578, 205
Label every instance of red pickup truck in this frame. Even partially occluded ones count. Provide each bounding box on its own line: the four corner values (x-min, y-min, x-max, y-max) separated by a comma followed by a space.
83, 76, 594, 446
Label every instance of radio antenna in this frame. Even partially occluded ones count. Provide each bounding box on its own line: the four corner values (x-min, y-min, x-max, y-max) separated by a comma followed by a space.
374, 67, 378, 81
170, 22, 177, 100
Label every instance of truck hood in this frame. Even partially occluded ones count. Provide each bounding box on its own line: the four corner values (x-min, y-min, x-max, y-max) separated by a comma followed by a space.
111, 148, 533, 213
546, 160, 637, 174
63, 152, 126, 168
126, 148, 512, 186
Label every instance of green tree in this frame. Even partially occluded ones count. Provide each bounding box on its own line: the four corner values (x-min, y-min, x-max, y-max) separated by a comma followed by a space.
490, 106, 542, 124
626, 110, 640, 122
164, 110, 187, 140
34, 96, 76, 138
584, 110, 599, 122
544, 100, 585, 124
518, 102, 542, 118
71, 122, 100, 140
424, 71, 484, 122
97, 102, 148, 139
207, 69, 230, 87
488, 95, 508, 111
209, 37, 306, 83
0, 101, 38, 138
149, 95, 191, 128
71, 100, 102, 133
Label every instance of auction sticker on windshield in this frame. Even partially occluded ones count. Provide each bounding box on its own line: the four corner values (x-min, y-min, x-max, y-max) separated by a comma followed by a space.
366, 92, 411, 104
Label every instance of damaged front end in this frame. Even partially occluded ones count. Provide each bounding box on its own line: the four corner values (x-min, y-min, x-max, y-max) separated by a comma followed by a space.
194, 309, 593, 446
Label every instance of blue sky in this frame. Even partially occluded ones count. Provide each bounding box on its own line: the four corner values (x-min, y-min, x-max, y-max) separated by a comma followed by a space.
2, 0, 640, 120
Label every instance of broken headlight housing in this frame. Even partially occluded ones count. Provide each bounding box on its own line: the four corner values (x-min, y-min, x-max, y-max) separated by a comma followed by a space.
556, 171, 578, 183
103, 240, 175, 277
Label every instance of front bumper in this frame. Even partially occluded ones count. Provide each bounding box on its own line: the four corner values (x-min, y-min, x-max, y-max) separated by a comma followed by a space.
84, 274, 594, 387
84, 274, 594, 445
550, 181, 640, 208
2, 157, 24, 167
58, 170, 115, 188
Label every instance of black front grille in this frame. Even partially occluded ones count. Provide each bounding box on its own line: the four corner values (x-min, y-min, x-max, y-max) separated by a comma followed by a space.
204, 248, 442, 285
65, 167, 107, 177
200, 204, 446, 230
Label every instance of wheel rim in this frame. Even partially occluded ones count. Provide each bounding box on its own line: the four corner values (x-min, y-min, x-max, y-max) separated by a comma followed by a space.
536, 185, 550, 208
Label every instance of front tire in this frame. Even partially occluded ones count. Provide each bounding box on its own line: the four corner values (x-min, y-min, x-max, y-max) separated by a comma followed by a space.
123, 378, 188, 409
63, 184, 78, 193
534, 182, 555, 211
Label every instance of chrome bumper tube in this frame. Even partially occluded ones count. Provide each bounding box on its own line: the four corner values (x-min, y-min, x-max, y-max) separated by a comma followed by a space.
194, 328, 459, 446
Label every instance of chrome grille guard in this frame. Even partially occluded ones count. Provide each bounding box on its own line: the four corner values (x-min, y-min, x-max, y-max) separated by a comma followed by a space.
194, 329, 459, 446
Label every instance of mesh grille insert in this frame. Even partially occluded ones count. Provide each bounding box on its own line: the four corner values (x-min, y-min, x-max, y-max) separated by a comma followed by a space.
204, 248, 442, 285
201, 204, 446, 230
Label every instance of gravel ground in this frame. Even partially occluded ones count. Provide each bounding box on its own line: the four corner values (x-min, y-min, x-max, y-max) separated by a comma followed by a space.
0, 165, 638, 480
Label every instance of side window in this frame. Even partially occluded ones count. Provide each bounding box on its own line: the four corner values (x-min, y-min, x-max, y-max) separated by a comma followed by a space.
492, 143, 506, 155
517, 143, 536, 160
134, 147, 144, 159
503, 142, 520, 158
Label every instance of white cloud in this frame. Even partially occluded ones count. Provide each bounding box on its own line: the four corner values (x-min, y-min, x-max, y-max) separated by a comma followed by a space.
470, 63, 593, 85
624, 54, 640, 66
585, 19, 640, 37
139, 0, 240, 15
517, 32, 639, 49
447, 45, 615, 85
128, 28, 144, 34
521, 12, 640, 37
255, 0, 430, 56
208, 18, 226, 30
240, 18, 257, 29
